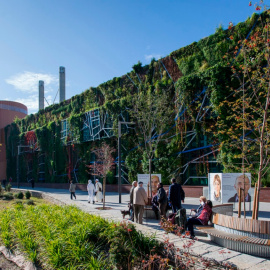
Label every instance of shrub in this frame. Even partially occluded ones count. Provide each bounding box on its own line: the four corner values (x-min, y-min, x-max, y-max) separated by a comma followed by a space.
15, 192, 24, 199
25, 191, 31, 199
5, 183, 12, 192
25, 199, 34, 205
15, 200, 23, 205
3, 193, 14, 200
0, 184, 3, 194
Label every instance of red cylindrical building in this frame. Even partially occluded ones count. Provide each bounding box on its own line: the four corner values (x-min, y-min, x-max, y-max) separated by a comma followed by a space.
0, 101, 27, 181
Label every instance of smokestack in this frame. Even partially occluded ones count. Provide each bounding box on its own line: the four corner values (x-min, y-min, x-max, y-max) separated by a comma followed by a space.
39, 80, 44, 110
59, 66, 65, 103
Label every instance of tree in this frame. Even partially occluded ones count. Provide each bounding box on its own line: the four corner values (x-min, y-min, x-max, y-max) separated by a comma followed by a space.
213, 4, 270, 219
86, 143, 115, 209
129, 79, 174, 196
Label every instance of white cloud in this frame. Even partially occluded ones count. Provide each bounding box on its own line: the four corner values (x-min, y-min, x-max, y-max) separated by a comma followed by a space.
144, 54, 162, 62
15, 94, 53, 114
6, 71, 57, 94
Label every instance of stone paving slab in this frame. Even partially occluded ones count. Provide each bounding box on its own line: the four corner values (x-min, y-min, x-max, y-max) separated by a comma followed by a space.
248, 260, 270, 270
190, 244, 222, 256
226, 254, 266, 270
203, 248, 241, 262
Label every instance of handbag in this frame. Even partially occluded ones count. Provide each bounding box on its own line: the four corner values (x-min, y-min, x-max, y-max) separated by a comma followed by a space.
99, 187, 102, 192
167, 213, 176, 224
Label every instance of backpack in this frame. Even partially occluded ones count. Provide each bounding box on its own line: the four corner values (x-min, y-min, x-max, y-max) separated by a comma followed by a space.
167, 213, 176, 224
175, 208, 187, 233
180, 186, 185, 200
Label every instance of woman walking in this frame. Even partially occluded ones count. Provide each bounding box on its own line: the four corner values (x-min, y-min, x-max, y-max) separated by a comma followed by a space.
95, 179, 103, 202
87, 180, 96, 204
69, 180, 76, 200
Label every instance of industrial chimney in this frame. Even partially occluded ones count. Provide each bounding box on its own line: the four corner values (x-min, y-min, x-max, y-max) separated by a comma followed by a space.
59, 66, 65, 103
39, 80, 44, 110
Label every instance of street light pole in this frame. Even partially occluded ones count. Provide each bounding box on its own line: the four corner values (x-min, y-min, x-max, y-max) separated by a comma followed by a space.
118, 121, 134, 203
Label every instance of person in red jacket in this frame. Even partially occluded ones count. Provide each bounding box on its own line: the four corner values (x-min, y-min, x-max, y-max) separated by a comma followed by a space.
186, 200, 212, 238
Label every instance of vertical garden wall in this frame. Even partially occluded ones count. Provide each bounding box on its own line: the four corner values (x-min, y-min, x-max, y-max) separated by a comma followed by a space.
5, 12, 270, 186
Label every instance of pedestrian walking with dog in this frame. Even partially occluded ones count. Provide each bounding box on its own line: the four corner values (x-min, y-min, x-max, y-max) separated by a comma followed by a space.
133, 181, 148, 224
87, 180, 96, 204
129, 181, 137, 221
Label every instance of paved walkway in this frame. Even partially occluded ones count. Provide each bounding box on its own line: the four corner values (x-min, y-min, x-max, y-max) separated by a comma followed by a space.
15, 187, 270, 270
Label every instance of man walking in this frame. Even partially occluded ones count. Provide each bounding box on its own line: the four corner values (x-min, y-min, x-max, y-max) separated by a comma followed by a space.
133, 181, 148, 224
69, 180, 76, 200
168, 178, 185, 213
87, 180, 96, 204
157, 183, 167, 219
129, 181, 137, 221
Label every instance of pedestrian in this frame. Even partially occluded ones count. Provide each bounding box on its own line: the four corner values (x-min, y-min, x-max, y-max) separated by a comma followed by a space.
151, 194, 159, 220
168, 178, 185, 213
2, 179, 6, 189
129, 181, 138, 221
30, 178, 35, 189
190, 196, 206, 217
133, 181, 148, 224
87, 180, 96, 204
69, 180, 76, 200
95, 179, 103, 202
186, 200, 212, 239
157, 182, 167, 219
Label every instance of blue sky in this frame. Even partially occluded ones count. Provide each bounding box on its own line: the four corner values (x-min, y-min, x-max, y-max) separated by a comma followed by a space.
0, 0, 260, 114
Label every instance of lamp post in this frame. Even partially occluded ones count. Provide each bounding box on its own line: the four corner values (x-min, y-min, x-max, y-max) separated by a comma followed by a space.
118, 121, 134, 203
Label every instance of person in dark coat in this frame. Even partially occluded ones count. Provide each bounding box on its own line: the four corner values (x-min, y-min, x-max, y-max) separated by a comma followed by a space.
129, 181, 137, 221
2, 179, 6, 188
151, 194, 159, 220
168, 178, 185, 213
157, 183, 167, 219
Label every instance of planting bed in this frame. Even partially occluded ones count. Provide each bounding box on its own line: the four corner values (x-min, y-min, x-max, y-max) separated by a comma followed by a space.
0, 194, 235, 269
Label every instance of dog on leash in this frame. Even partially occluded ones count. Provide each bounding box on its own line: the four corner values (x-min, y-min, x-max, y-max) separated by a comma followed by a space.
120, 209, 130, 219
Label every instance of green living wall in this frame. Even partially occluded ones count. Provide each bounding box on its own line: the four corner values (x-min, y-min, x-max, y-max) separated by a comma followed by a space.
5, 12, 270, 186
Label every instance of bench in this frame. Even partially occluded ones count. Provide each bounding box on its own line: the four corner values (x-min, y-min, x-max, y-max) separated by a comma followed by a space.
195, 212, 270, 258
196, 225, 270, 258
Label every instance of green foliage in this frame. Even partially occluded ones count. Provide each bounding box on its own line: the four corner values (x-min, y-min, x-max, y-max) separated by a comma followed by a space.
0, 203, 162, 269
25, 190, 31, 199
15, 192, 24, 199
5, 183, 12, 192
106, 171, 115, 184
1, 193, 14, 200
14, 200, 23, 205
25, 199, 34, 205
125, 150, 142, 182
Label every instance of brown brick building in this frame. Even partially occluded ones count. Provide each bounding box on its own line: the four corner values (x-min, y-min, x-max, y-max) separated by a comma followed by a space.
0, 101, 27, 181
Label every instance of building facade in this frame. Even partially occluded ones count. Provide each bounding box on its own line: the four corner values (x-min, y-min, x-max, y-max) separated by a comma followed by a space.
0, 101, 27, 181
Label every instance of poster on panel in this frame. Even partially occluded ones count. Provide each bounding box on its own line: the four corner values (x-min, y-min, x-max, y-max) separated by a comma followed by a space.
209, 173, 222, 203
222, 173, 251, 203
137, 174, 161, 196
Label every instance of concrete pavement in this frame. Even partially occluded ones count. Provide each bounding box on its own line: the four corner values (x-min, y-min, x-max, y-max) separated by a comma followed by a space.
14, 187, 270, 270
